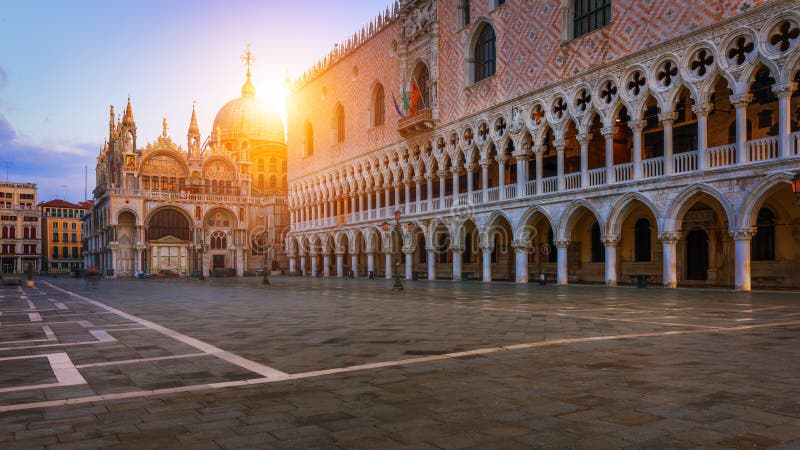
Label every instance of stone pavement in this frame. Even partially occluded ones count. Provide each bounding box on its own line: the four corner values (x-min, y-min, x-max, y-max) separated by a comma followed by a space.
0, 276, 799, 449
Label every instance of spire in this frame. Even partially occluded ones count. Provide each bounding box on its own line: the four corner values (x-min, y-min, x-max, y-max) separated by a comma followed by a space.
109, 105, 115, 138
240, 44, 257, 98
122, 95, 135, 128
188, 101, 200, 135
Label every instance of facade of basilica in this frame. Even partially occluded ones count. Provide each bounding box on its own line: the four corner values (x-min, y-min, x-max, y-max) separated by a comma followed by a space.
285, 0, 800, 290
82, 59, 289, 277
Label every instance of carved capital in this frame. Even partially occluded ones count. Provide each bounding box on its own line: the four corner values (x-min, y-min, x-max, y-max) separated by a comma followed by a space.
729, 228, 756, 241
772, 82, 798, 98
479, 159, 492, 168
691, 103, 713, 117
425, 245, 438, 253
511, 241, 532, 252
414, 175, 425, 184
602, 235, 621, 247
575, 132, 592, 144
600, 127, 618, 138
450, 245, 465, 254
401, 246, 416, 255
658, 232, 681, 244
436, 170, 448, 178
555, 240, 571, 248
729, 93, 752, 108
495, 155, 509, 165
463, 163, 475, 172
627, 120, 646, 133
553, 139, 566, 151
658, 111, 679, 124
479, 242, 495, 252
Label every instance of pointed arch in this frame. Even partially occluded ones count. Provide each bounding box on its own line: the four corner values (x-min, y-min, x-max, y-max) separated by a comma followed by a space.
664, 183, 736, 233
557, 199, 604, 241
606, 192, 661, 237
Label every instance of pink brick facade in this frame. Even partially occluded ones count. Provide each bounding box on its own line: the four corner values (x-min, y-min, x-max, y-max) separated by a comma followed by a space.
287, 0, 775, 180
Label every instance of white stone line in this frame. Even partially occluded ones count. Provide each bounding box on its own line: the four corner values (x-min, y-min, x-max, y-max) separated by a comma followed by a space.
28, 312, 42, 322
0, 353, 86, 394
42, 281, 289, 380
42, 325, 56, 341
26, 299, 35, 310
0, 329, 116, 351
54, 302, 68, 310
4, 317, 800, 413
74, 352, 208, 369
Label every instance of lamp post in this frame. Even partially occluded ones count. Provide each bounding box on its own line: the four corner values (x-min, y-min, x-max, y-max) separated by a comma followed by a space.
197, 244, 206, 280
382, 210, 410, 291
792, 174, 800, 205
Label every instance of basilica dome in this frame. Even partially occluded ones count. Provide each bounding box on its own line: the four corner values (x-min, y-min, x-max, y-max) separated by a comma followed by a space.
212, 76, 285, 144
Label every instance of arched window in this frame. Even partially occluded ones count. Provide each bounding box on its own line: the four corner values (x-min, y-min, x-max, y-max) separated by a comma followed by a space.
473, 24, 496, 83
210, 231, 227, 250
335, 104, 345, 143
2, 226, 7, 239
303, 122, 313, 157
634, 218, 652, 262
418, 235, 426, 264
269, 176, 277, 188
9, 226, 15, 239
258, 175, 264, 190
23, 227, 29, 239
459, 0, 471, 27
281, 175, 287, 188
238, 207, 245, 222
411, 63, 431, 111
257, 159, 264, 171
438, 233, 448, 264
29, 227, 35, 239
371, 83, 386, 127
464, 231, 473, 264
591, 222, 604, 263
269, 158, 277, 172
752, 208, 776, 261
573, 0, 611, 38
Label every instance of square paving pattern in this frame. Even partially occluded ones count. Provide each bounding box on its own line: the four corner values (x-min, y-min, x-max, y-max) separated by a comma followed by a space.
0, 277, 799, 449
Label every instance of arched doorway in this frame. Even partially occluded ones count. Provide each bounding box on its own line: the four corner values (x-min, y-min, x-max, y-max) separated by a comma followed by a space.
685, 229, 710, 280
146, 208, 191, 275
116, 211, 136, 276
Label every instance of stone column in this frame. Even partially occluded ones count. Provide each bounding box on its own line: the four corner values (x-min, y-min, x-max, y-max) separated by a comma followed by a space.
350, 253, 359, 277
394, 183, 401, 211
731, 93, 752, 164
628, 120, 644, 179
556, 240, 570, 285
438, 171, 447, 202
660, 112, 677, 174
773, 82, 797, 158
385, 251, 393, 279
602, 127, 617, 184
288, 254, 297, 275
366, 252, 375, 277
426, 246, 437, 280
335, 252, 344, 277
577, 134, 590, 188
323, 253, 331, 277
513, 242, 530, 283
404, 183, 411, 213
659, 232, 679, 288
350, 196, 356, 219
480, 242, 493, 282
603, 235, 621, 286
403, 248, 414, 280
451, 168, 460, 199
310, 252, 318, 277
385, 186, 391, 211
299, 255, 306, 277
366, 189, 373, 219
730, 228, 756, 291
555, 141, 565, 191
534, 147, 544, 194
358, 192, 365, 221
375, 188, 381, 216
426, 175, 434, 210
497, 155, 507, 200
515, 154, 529, 194
451, 246, 463, 281
693, 103, 712, 170
480, 159, 490, 202
414, 177, 423, 210
465, 164, 474, 200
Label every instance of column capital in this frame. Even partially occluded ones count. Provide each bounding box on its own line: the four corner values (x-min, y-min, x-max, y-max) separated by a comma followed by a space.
553, 140, 566, 151
479, 159, 492, 168
401, 246, 416, 255
425, 173, 436, 181
730, 93, 752, 108
495, 155, 509, 165
463, 163, 475, 172
511, 241, 532, 252
602, 235, 621, 247
286, 252, 297, 258
771, 82, 797, 98
658, 232, 681, 244
729, 228, 757, 241
555, 240, 571, 248
479, 242, 495, 252
627, 120, 646, 132
425, 245, 438, 253
335, 250, 347, 256
532, 145, 545, 156
575, 132, 593, 144
414, 175, 425, 183
450, 245, 465, 254
393, 181, 403, 189
450, 167, 461, 175
436, 170, 448, 178
600, 127, 618, 138
658, 111, 678, 124
691, 102, 713, 117
511, 151, 530, 161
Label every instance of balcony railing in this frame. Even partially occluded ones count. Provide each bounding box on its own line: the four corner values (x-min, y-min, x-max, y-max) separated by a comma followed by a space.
397, 108, 435, 136
106, 188, 281, 205
291, 132, 800, 232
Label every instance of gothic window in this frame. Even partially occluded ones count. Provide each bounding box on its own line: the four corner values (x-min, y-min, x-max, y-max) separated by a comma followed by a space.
335, 105, 345, 143
269, 158, 277, 172
2, 226, 7, 239
591, 222, 604, 263
464, 231, 473, 264
418, 235, 426, 264
9, 226, 14, 239
282, 175, 287, 188
573, 0, 611, 39
634, 218, 652, 262
269, 176, 277, 188
752, 208, 776, 261
23, 227, 29, 239
258, 175, 264, 190
304, 122, 314, 156
460, 0, 471, 27
30, 227, 35, 239
258, 159, 264, 171
494, 0, 505, 8
438, 233, 448, 264
210, 231, 227, 250
372, 83, 385, 127
473, 24, 496, 83
412, 63, 431, 110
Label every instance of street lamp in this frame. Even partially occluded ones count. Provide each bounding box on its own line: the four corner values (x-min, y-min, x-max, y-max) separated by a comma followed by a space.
197, 243, 207, 280
792, 173, 800, 205
382, 210, 407, 291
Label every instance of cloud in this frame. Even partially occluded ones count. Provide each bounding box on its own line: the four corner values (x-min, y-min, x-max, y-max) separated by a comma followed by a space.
0, 65, 6, 90
0, 111, 96, 202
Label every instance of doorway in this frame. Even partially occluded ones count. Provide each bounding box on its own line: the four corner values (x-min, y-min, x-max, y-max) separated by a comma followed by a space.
212, 254, 225, 270
685, 229, 709, 281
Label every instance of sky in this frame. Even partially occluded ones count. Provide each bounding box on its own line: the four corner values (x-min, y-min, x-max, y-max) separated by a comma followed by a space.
0, 0, 386, 202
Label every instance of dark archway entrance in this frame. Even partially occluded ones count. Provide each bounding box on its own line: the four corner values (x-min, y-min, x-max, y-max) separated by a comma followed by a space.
686, 229, 709, 280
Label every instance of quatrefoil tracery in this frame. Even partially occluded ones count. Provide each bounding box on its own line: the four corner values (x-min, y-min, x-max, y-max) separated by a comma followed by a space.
575, 89, 591, 112
627, 71, 646, 96
552, 97, 567, 119
690, 49, 714, 77
657, 61, 679, 87
727, 36, 754, 65
601, 81, 618, 104
770, 21, 800, 52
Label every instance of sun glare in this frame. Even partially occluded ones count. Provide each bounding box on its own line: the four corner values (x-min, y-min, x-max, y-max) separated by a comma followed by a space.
254, 74, 288, 130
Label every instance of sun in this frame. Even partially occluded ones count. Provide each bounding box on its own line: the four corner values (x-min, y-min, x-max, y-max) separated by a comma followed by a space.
254, 74, 288, 129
